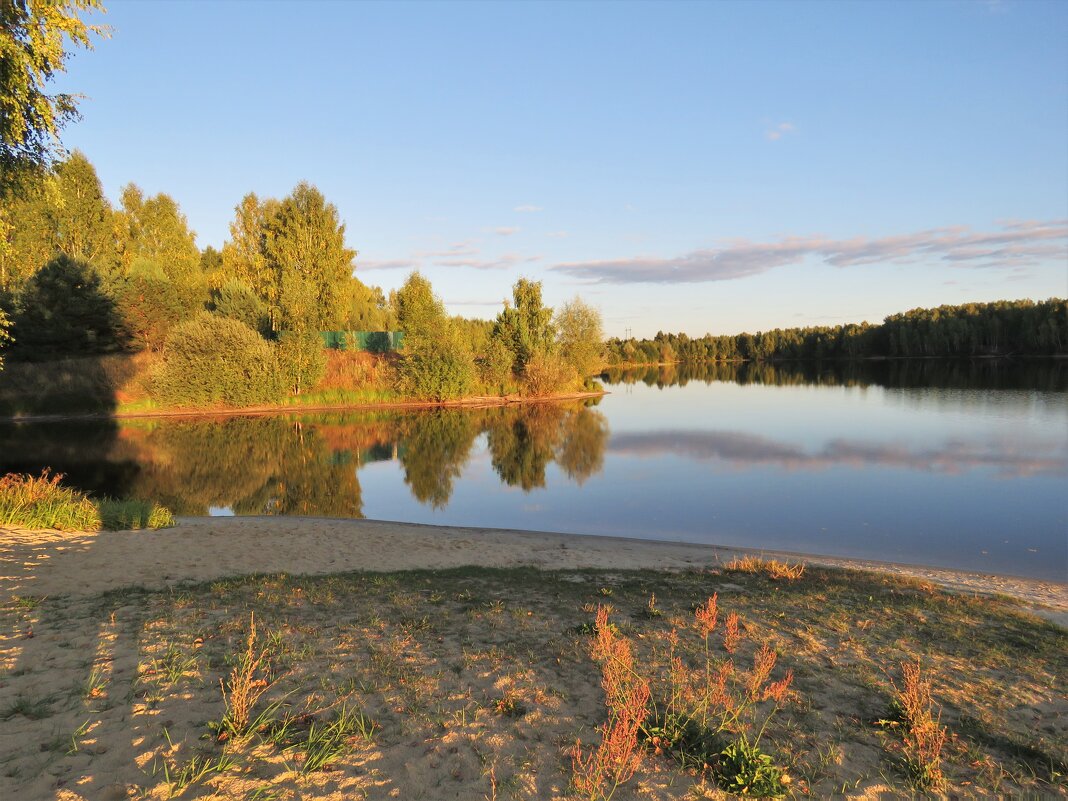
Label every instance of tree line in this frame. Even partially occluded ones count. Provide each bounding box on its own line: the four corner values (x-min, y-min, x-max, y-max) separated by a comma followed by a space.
0, 151, 605, 406
606, 298, 1066, 365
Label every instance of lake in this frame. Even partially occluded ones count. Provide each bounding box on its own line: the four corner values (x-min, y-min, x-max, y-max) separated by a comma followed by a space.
3, 360, 1065, 581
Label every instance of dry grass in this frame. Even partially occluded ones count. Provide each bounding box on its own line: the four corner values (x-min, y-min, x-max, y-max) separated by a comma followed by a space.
0, 565, 1064, 800
724, 555, 805, 581
884, 660, 949, 791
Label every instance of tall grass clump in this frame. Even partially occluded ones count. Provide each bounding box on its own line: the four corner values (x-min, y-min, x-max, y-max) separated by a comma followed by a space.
215, 613, 274, 742
0, 471, 176, 531
0, 471, 101, 530
883, 660, 949, 791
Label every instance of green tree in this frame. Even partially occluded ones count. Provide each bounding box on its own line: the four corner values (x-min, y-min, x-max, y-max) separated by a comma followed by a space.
0, 0, 108, 190
393, 271, 445, 342
110, 271, 189, 351
0, 307, 11, 370
212, 278, 268, 335
0, 169, 54, 291
116, 184, 201, 286
555, 296, 604, 383
492, 277, 555, 373
220, 192, 276, 302
263, 182, 354, 332
12, 253, 124, 355
52, 150, 116, 270
275, 330, 326, 395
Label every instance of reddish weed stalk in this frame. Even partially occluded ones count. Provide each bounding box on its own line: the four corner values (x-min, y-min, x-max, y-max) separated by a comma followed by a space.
218, 612, 272, 740
571, 605, 652, 801
890, 660, 948, 791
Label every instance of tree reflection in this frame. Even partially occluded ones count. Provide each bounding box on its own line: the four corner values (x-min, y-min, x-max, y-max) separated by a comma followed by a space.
398, 410, 479, 508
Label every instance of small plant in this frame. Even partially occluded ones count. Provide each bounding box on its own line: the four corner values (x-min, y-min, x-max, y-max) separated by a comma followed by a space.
98, 498, 176, 530
725, 555, 805, 581
84, 665, 108, 700
295, 704, 377, 773
492, 693, 528, 718
146, 644, 200, 686
570, 605, 651, 801
717, 737, 790, 798
884, 660, 948, 792
155, 752, 238, 798
216, 613, 273, 741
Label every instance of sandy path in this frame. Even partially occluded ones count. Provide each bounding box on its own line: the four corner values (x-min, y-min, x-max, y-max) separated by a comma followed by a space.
2, 516, 1065, 625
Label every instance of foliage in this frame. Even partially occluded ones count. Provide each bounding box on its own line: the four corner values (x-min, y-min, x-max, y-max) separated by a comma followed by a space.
0, 0, 108, 189
216, 613, 273, 742
262, 182, 355, 332
725, 555, 805, 581
0, 307, 10, 370
12, 254, 125, 355
274, 330, 326, 396
396, 326, 476, 401
116, 183, 202, 287
556, 297, 605, 383
492, 277, 556, 373
393, 271, 445, 342
521, 350, 577, 397
881, 661, 949, 791
152, 312, 281, 408
343, 276, 393, 330
110, 271, 190, 350
717, 737, 789, 798
606, 298, 1068, 364
96, 498, 174, 530
477, 335, 515, 395
211, 278, 269, 336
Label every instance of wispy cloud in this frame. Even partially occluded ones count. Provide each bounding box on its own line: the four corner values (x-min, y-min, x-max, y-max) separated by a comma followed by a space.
436, 252, 540, 271
765, 121, 795, 141
514, 204, 543, 213
546, 230, 569, 239
357, 258, 419, 272
551, 219, 1068, 285
494, 226, 520, 236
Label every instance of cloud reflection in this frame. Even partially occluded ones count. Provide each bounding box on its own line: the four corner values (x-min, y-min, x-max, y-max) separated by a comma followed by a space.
608, 430, 1066, 478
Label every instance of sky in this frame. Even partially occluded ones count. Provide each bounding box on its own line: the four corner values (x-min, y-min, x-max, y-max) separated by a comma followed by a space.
55, 0, 1068, 338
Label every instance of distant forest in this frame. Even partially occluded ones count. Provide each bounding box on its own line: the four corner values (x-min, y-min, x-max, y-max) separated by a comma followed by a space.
606, 298, 1067, 365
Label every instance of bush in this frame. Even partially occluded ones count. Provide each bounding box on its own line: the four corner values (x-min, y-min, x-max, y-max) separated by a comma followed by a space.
396, 328, 476, 401
97, 499, 176, 531
153, 312, 282, 408
275, 330, 327, 395
212, 279, 269, 336
521, 351, 577, 397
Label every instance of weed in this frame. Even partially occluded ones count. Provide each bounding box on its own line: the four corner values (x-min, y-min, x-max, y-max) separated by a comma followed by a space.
492, 693, 528, 718
84, 665, 108, 700
0, 470, 99, 530
885, 660, 948, 791
1, 694, 52, 720
295, 704, 377, 773
725, 555, 805, 581
215, 613, 273, 741
154, 752, 238, 798
717, 736, 790, 798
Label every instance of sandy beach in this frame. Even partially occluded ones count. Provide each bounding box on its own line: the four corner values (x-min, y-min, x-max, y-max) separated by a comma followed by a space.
1, 518, 1065, 800
2, 516, 1065, 622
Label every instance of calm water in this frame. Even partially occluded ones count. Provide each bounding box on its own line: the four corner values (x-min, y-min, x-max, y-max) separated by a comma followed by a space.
3, 360, 1065, 581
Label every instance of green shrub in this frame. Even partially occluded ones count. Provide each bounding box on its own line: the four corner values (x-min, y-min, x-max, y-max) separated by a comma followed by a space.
212, 279, 269, 336
153, 312, 282, 408
716, 738, 789, 798
275, 330, 327, 395
396, 331, 476, 401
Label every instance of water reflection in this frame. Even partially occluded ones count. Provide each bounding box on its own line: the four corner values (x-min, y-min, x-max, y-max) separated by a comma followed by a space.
608, 431, 1066, 478
0, 401, 609, 516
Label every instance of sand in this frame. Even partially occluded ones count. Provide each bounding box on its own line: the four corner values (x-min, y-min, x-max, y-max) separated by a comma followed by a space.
1, 517, 1065, 800
2, 516, 1065, 624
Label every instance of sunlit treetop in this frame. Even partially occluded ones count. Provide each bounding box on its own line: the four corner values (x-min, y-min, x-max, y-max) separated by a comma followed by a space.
0, 0, 109, 192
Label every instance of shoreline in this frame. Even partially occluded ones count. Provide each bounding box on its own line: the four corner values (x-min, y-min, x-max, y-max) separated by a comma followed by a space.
2, 516, 1064, 625
0, 389, 608, 424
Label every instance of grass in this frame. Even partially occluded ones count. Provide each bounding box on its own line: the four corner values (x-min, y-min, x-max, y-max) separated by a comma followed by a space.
0, 565, 1063, 799
0, 470, 174, 531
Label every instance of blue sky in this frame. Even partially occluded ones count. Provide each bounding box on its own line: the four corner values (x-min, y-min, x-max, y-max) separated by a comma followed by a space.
57, 0, 1067, 337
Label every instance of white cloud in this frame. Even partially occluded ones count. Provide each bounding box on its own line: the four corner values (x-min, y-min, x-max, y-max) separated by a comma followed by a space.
766, 121, 796, 141
546, 230, 569, 239
494, 226, 520, 236
436, 252, 540, 271
514, 205, 543, 213
550, 219, 1068, 284
357, 258, 418, 272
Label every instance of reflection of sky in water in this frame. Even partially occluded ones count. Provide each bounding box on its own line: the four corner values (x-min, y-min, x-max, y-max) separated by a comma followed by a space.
359, 380, 1067, 582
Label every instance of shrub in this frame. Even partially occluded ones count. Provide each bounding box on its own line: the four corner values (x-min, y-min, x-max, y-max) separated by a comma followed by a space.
275, 330, 327, 395
522, 351, 577, 397
396, 331, 476, 401
153, 312, 282, 408
97, 499, 175, 531
212, 279, 269, 336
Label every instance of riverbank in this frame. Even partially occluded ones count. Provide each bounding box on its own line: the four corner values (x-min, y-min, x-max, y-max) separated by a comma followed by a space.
2, 517, 1065, 620
1, 519, 1065, 799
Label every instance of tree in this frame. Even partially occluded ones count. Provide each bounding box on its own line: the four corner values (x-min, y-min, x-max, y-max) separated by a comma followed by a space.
212, 278, 268, 336
492, 278, 555, 373
555, 297, 605, 382
262, 182, 354, 332
393, 271, 445, 342
0, 0, 108, 191
12, 254, 124, 355
52, 150, 116, 271
116, 184, 201, 286
220, 192, 274, 291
